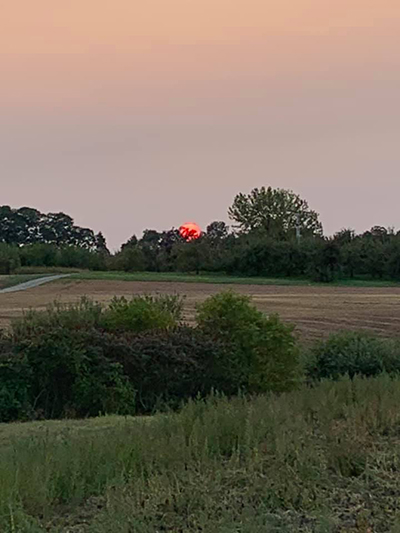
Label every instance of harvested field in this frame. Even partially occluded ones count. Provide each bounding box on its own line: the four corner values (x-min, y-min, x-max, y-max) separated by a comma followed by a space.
1, 278, 400, 342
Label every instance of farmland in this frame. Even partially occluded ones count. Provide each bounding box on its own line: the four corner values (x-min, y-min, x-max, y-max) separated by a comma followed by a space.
1, 276, 400, 342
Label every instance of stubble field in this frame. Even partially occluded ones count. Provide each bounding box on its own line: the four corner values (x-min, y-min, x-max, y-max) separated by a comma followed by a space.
1, 278, 400, 342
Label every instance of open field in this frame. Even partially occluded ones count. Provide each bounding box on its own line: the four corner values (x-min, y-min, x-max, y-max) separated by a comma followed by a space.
2, 377, 400, 532
73, 270, 400, 287
1, 277, 400, 342
0, 274, 51, 291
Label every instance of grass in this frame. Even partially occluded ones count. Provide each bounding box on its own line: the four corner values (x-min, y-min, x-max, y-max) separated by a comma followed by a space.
2, 270, 399, 290
2, 376, 400, 532
15, 267, 85, 276
0, 274, 53, 291
71, 270, 400, 287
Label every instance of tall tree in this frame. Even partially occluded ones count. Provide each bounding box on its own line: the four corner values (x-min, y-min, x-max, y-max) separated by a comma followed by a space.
0, 206, 98, 249
228, 187, 323, 238
95, 232, 110, 254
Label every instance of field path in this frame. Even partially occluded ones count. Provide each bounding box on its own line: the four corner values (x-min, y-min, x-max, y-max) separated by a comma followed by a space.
0, 274, 71, 294
1, 278, 400, 342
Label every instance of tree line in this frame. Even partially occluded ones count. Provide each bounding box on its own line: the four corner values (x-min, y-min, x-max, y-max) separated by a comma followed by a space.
1, 187, 400, 282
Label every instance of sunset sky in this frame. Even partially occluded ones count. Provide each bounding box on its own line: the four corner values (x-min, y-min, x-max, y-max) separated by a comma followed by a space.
2, 1, 400, 249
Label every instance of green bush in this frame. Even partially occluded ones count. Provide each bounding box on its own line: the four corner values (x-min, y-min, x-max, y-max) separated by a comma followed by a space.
196, 291, 301, 393
2, 292, 301, 421
0, 335, 31, 422
19, 243, 58, 267
12, 295, 184, 340
12, 298, 104, 340
0, 243, 21, 274
14, 327, 135, 419
306, 331, 400, 380
85, 327, 230, 412
102, 295, 183, 333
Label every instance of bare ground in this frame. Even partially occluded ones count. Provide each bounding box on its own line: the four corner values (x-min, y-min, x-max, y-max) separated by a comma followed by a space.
1, 279, 400, 342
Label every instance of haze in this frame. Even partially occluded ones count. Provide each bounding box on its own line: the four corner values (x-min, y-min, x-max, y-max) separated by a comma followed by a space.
1, 0, 400, 249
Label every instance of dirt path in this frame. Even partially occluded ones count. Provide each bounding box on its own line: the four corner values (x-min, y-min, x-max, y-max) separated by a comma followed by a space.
1, 279, 400, 342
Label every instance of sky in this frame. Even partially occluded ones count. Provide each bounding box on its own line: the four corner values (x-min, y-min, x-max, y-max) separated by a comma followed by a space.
1, 1, 400, 250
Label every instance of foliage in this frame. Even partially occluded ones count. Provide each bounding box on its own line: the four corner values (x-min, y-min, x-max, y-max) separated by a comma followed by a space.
111, 246, 146, 272
2, 377, 400, 532
228, 186, 323, 237
4, 198, 400, 283
306, 238, 341, 282
13, 327, 135, 419
306, 331, 400, 380
0, 243, 21, 274
89, 327, 230, 412
0, 335, 31, 422
0, 205, 105, 250
196, 291, 300, 392
102, 295, 183, 333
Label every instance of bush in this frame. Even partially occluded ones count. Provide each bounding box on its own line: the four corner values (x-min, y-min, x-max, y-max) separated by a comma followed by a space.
12, 295, 184, 340
0, 244, 20, 274
12, 298, 104, 340
102, 295, 183, 333
196, 291, 301, 393
84, 327, 230, 412
14, 327, 136, 419
0, 335, 31, 422
19, 243, 58, 267
306, 331, 400, 380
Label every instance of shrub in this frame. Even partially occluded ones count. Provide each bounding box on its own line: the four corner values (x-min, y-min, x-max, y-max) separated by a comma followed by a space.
14, 327, 136, 419
84, 326, 230, 412
12, 298, 104, 340
306, 331, 400, 380
12, 295, 184, 340
196, 291, 301, 393
102, 295, 183, 333
0, 335, 32, 422
0, 244, 21, 274
19, 243, 58, 267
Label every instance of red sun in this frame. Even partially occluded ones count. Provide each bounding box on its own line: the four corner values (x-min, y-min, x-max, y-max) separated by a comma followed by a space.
179, 222, 202, 241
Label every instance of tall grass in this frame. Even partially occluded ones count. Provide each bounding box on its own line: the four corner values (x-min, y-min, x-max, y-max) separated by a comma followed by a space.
2, 376, 400, 531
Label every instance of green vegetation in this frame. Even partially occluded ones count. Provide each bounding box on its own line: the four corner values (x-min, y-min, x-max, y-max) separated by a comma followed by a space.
1, 377, 400, 531
71, 270, 400, 287
2, 288, 400, 530
3, 189, 400, 285
197, 292, 300, 392
1, 292, 300, 422
0, 274, 52, 291
306, 331, 400, 381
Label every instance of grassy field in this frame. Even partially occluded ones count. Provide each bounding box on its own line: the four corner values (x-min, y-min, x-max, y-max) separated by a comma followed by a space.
0, 274, 52, 291
72, 270, 400, 287
1, 376, 400, 532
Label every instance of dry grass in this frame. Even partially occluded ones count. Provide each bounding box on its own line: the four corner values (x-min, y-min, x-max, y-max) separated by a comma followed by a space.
1, 279, 400, 342
2, 377, 400, 532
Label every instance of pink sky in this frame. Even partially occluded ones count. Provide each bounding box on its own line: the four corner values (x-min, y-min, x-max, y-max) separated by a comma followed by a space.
2, 0, 400, 249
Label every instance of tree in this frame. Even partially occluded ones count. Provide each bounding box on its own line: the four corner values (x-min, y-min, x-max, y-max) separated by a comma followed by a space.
206, 221, 229, 241
0, 206, 98, 249
228, 186, 323, 239
0, 244, 20, 274
333, 228, 356, 246
95, 232, 110, 255
121, 235, 138, 251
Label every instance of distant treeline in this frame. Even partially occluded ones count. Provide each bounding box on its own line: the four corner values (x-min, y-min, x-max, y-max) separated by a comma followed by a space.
2, 189, 400, 282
